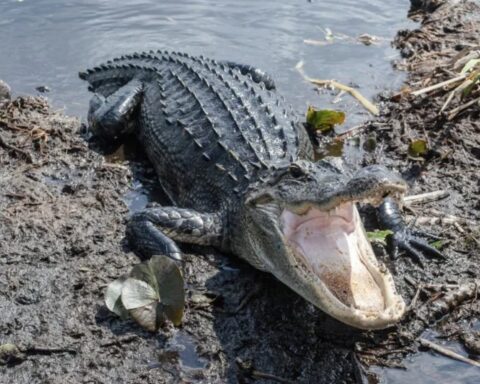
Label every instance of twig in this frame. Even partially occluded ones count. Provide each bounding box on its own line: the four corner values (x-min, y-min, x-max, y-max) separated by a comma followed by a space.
426, 282, 479, 320
336, 124, 366, 139
251, 370, 294, 384
419, 338, 480, 368
404, 276, 417, 288
453, 221, 465, 234
447, 96, 480, 120
404, 190, 449, 205
100, 335, 138, 348
0, 134, 34, 163
295, 62, 379, 115
411, 212, 475, 226
411, 73, 468, 96
407, 285, 423, 312
236, 357, 294, 384
309, 79, 379, 115
23, 346, 77, 356
99, 162, 129, 171
440, 90, 456, 113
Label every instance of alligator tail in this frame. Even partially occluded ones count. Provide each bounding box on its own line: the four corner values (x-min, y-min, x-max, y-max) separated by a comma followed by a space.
79, 52, 161, 97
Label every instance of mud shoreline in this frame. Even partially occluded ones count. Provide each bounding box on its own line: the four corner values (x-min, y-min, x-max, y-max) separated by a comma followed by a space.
1, 1, 479, 383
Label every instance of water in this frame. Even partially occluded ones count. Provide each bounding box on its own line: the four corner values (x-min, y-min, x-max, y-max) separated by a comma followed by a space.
372, 329, 480, 384
0, 0, 413, 126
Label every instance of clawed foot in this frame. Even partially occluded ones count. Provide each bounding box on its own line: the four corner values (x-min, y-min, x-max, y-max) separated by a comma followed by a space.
386, 227, 445, 267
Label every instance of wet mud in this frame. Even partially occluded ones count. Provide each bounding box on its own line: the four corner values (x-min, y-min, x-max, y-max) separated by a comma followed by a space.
1, 0, 479, 383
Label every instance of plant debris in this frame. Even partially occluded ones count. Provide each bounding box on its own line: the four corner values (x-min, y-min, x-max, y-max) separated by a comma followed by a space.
306, 106, 345, 133
105, 255, 185, 331
408, 138, 429, 158
296, 61, 380, 115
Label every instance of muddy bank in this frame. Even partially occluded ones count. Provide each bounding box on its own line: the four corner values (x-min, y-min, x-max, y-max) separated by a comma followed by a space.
357, 0, 480, 374
1, 1, 479, 383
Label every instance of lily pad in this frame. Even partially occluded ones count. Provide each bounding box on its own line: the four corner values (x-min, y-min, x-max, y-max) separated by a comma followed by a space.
408, 139, 428, 158
129, 303, 167, 333
306, 106, 346, 133
104, 255, 185, 331
105, 275, 129, 319
148, 256, 185, 326
121, 278, 158, 310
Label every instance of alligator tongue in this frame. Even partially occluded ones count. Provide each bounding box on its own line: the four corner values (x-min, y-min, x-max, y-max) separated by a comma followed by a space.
284, 204, 385, 312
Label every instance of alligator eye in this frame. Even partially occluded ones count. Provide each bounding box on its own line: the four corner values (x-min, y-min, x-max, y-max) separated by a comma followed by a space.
289, 164, 305, 178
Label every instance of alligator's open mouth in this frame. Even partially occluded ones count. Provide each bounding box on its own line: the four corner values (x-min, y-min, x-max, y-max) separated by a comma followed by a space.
281, 202, 405, 330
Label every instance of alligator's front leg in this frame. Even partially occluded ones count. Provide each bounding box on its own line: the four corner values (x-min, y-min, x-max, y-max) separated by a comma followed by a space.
88, 79, 143, 139
126, 207, 223, 261
378, 197, 444, 265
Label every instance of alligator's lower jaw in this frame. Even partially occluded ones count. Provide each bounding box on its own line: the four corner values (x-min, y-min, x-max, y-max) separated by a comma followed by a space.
281, 203, 405, 330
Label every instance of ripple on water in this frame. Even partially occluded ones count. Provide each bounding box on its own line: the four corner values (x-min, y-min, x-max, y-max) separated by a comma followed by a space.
0, 0, 413, 124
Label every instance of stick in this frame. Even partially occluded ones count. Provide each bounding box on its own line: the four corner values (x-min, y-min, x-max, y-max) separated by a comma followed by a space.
440, 90, 456, 113
308, 79, 379, 116
410, 209, 476, 226
23, 346, 77, 356
447, 96, 480, 120
295, 62, 379, 115
0, 134, 34, 163
419, 338, 480, 368
403, 190, 449, 204
251, 370, 294, 384
407, 285, 423, 312
411, 74, 468, 96
336, 124, 366, 139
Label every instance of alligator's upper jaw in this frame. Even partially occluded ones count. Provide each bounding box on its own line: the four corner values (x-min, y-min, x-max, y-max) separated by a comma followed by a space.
281, 203, 405, 330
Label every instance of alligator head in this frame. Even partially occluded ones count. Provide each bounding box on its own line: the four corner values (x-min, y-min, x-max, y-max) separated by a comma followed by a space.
239, 158, 407, 330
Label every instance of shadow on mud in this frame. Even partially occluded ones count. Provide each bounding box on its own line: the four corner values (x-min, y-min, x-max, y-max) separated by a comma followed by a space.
205, 260, 366, 383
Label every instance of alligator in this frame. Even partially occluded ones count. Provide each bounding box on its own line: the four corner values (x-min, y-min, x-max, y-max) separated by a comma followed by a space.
79, 51, 442, 330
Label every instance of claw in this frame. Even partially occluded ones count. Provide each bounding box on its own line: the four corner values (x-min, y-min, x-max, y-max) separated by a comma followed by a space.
378, 197, 445, 266
412, 229, 442, 241
387, 231, 425, 267
386, 228, 444, 267
399, 240, 425, 268
167, 252, 183, 262
409, 238, 444, 259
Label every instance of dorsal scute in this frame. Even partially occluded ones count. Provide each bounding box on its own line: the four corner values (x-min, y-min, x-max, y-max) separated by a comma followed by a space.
81, 51, 303, 203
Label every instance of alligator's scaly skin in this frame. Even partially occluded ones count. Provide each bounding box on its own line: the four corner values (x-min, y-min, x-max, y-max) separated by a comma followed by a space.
80, 51, 443, 329
84, 53, 309, 201
80, 51, 313, 250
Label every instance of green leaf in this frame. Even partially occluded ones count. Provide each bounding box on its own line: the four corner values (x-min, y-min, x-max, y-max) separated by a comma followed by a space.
367, 229, 394, 244
105, 256, 185, 332
408, 139, 428, 158
430, 240, 443, 250
129, 263, 159, 294
306, 106, 346, 133
461, 59, 480, 74
462, 73, 480, 98
149, 256, 185, 326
